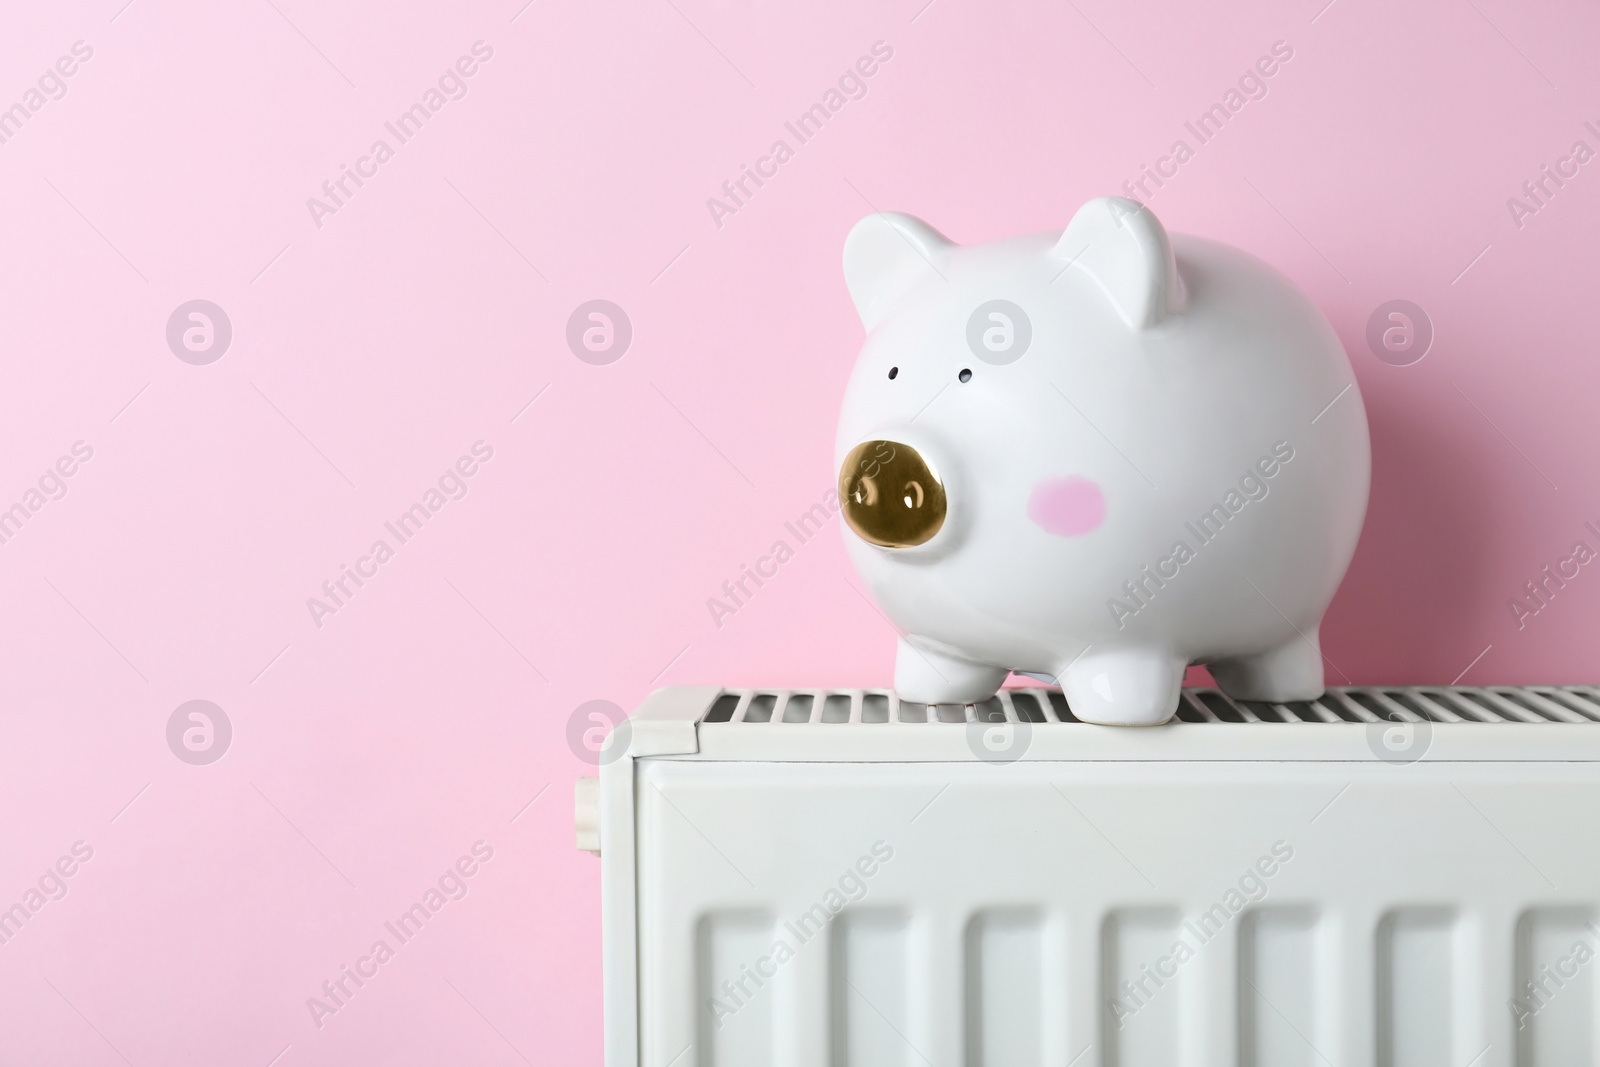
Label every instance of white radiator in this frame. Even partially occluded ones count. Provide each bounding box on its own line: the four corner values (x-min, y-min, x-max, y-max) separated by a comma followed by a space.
578, 684, 1600, 1067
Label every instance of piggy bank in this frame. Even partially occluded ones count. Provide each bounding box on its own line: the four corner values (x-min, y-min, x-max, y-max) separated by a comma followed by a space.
834, 197, 1370, 726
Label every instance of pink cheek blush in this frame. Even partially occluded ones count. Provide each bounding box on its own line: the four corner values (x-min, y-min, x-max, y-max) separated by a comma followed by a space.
1028, 476, 1106, 537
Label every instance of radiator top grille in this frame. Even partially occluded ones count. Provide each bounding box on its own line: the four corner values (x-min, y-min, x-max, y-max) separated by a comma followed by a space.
699, 686, 1600, 726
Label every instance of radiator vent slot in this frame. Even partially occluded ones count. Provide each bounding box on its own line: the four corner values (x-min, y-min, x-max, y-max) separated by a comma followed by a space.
696, 686, 1600, 726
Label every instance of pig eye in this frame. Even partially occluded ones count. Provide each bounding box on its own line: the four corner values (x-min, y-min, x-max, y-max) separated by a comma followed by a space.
958, 368, 972, 383
887, 366, 899, 380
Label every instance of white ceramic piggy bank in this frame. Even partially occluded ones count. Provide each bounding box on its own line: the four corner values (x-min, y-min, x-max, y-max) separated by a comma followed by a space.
835, 196, 1369, 726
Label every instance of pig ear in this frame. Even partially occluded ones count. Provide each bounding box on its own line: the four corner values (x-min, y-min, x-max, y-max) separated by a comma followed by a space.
1051, 197, 1185, 329
843, 212, 952, 330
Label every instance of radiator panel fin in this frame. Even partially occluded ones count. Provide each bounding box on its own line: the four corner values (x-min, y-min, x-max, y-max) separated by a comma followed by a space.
965, 908, 1045, 1067
1516, 906, 1599, 1066
695, 911, 773, 1067
831, 910, 910, 1067
1103, 908, 1183, 1067
1240, 908, 1321, 1067
1377, 908, 1457, 1067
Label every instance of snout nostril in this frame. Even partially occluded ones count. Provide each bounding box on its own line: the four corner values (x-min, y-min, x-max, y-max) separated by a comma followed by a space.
838, 439, 947, 549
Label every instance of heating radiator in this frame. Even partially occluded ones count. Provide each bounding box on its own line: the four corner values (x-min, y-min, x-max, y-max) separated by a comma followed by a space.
576, 684, 1600, 1067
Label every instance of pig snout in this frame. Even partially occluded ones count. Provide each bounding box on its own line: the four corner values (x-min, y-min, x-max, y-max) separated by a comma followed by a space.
838, 439, 947, 548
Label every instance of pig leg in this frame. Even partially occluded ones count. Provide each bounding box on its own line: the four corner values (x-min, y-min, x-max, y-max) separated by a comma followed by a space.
1060, 648, 1185, 726
894, 636, 1008, 705
1209, 630, 1326, 703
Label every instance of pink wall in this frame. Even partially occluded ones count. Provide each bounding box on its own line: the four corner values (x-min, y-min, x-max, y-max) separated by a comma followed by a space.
1, 0, 1597, 1061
